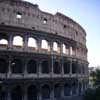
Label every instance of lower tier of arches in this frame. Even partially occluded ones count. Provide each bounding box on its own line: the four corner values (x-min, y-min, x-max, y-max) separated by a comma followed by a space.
0, 79, 88, 100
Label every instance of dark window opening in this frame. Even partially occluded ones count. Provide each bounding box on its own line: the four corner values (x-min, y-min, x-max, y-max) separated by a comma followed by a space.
64, 62, 70, 74
72, 82, 77, 95
53, 61, 61, 74
16, 12, 22, 19
0, 59, 8, 73
63, 25, 66, 29
11, 59, 23, 73
64, 83, 71, 96
11, 86, 22, 100
0, 85, 6, 100
72, 62, 77, 74
27, 85, 37, 100
42, 61, 49, 74
43, 18, 47, 24
27, 60, 37, 74
42, 85, 50, 99
54, 84, 61, 98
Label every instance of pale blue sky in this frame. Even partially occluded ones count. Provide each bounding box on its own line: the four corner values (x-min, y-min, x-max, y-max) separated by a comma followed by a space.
25, 0, 100, 67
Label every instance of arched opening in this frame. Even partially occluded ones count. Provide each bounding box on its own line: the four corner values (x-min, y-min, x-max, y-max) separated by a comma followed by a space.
0, 33, 8, 45
13, 36, 23, 46
78, 82, 82, 95
63, 62, 70, 74
0, 59, 8, 73
11, 59, 23, 73
11, 86, 22, 100
54, 84, 61, 98
27, 60, 37, 74
53, 61, 61, 74
72, 62, 77, 74
27, 85, 38, 100
0, 85, 6, 100
28, 37, 37, 48
53, 42, 58, 51
72, 81, 77, 95
0, 39, 8, 45
41, 61, 49, 74
42, 84, 50, 99
41, 40, 48, 49
62, 44, 66, 54
64, 83, 71, 96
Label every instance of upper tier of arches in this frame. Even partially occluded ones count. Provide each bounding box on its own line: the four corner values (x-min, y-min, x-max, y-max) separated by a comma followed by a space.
0, 33, 87, 61
0, 0, 86, 45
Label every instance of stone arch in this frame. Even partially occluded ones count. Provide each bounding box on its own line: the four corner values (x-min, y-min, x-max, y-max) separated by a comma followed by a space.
41, 39, 48, 49
63, 61, 70, 74
53, 61, 61, 74
78, 82, 82, 95
0, 33, 8, 45
54, 83, 61, 98
0, 85, 6, 100
28, 37, 37, 48
0, 39, 8, 45
64, 83, 71, 96
27, 85, 38, 100
41, 84, 50, 99
11, 85, 23, 100
11, 59, 23, 73
27, 60, 37, 74
41, 60, 49, 74
0, 58, 8, 73
72, 81, 77, 95
13, 35, 23, 46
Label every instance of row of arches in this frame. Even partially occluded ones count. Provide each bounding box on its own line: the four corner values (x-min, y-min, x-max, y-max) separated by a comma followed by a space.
0, 58, 87, 74
0, 36, 75, 54
0, 82, 85, 100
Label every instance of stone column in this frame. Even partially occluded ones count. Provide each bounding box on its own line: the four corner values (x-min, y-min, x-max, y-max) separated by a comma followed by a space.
61, 59, 64, 77
24, 59, 28, 77
50, 84, 54, 100
8, 57, 12, 78
76, 81, 79, 95
8, 34, 13, 48
50, 55, 54, 77
23, 85, 27, 100
38, 85, 42, 100
38, 62, 42, 77
69, 60, 72, 76
6, 85, 11, 100
61, 84, 64, 98
38, 39, 41, 53
24, 34, 28, 50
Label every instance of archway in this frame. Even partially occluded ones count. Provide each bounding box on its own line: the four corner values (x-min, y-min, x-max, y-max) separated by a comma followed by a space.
11, 86, 22, 100
27, 60, 37, 74
53, 61, 61, 74
0, 59, 8, 73
11, 59, 23, 73
41, 84, 50, 99
27, 85, 38, 100
54, 84, 61, 98
41, 61, 49, 74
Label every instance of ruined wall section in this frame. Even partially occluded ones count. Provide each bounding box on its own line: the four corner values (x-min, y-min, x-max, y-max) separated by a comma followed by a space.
0, 0, 86, 46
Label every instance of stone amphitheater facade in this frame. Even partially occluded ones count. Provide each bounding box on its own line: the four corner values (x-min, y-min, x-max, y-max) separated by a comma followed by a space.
0, 0, 88, 100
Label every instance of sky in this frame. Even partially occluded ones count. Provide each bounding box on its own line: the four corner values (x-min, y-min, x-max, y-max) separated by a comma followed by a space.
24, 0, 100, 67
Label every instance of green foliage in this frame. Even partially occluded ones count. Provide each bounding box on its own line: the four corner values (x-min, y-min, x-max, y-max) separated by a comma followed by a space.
83, 88, 95, 100
83, 68, 100, 100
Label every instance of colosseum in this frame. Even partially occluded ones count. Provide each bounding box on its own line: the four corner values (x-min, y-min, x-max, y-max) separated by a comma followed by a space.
0, 0, 88, 100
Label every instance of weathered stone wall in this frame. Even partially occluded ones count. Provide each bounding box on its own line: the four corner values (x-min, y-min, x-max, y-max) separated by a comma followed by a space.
0, 0, 86, 46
